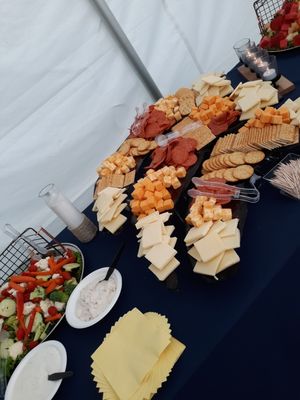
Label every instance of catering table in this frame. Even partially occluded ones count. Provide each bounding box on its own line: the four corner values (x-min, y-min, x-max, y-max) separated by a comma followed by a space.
52, 51, 300, 400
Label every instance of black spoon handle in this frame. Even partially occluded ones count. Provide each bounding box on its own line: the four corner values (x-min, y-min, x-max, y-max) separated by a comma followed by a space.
104, 242, 125, 281
48, 371, 74, 381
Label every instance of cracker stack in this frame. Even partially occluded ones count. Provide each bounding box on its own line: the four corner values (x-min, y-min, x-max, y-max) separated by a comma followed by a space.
192, 73, 233, 106
185, 218, 240, 277
135, 212, 179, 281
93, 187, 128, 234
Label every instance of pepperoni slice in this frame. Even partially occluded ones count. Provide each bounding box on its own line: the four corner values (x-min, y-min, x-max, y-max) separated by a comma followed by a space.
171, 148, 189, 165
182, 153, 198, 168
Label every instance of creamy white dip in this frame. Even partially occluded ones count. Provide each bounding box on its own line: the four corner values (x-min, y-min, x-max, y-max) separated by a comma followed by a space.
9, 347, 62, 400
76, 278, 117, 321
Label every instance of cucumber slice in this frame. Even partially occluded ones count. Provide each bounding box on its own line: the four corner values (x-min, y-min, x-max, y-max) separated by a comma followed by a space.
0, 339, 14, 359
0, 299, 16, 318
63, 263, 80, 271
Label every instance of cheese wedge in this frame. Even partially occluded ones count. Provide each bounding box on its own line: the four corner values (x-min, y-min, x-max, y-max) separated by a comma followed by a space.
103, 214, 127, 234
221, 229, 240, 250
194, 232, 226, 262
145, 243, 177, 270
219, 219, 239, 238
193, 252, 224, 276
216, 249, 240, 273
149, 258, 180, 281
184, 221, 213, 245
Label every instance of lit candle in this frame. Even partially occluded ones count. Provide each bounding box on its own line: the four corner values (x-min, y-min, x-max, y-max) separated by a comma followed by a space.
263, 68, 277, 81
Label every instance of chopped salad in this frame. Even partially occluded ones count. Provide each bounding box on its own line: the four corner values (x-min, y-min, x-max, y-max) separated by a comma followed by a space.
0, 247, 83, 381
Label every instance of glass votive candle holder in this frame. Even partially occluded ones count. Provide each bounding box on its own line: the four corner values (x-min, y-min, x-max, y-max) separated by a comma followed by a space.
262, 55, 280, 82
233, 38, 250, 62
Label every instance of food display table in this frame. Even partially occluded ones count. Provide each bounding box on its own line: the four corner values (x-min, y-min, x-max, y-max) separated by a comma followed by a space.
50, 51, 300, 400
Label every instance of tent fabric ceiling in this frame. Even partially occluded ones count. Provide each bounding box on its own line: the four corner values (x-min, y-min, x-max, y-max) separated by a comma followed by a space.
0, 0, 259, 252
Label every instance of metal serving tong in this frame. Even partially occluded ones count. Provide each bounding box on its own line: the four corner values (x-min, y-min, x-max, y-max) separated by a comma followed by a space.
188, 178, 260, 203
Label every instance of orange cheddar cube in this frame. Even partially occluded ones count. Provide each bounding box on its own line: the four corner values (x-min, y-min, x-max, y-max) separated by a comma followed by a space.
271, 115, 283, 124
255, 109, 263, 118
140, 200, 149, 211
154, 190, 163, 200
163, 199, 174, 210
156, 199, 165, 213
162, 189, 171, 200
144, 179, 155, 192
154, 180, 164, 191
132, 188, 144, 201
147, 196, 156, 209
145, 208, 156, 215
254, 119, 264, 128
144, 190, 154, 199
260, 113, 273, 124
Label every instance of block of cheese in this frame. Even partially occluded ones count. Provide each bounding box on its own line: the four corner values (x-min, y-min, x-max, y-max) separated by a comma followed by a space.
221, 229, 240, 250
194, 232, 226, 262
208, 220, 226, 235
184, 221, 213, 245
103, 214, 127, 234
149, 258, 180, 281
216, 249, 240, 273
188, 246, 202, 262
219, 218, 239, 238
145, 243, 177, 270
141, 220, 163, 249
193, 252, 225, 276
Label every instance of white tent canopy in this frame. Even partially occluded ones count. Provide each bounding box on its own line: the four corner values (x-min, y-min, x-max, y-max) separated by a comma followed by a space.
0, 0, 260, 251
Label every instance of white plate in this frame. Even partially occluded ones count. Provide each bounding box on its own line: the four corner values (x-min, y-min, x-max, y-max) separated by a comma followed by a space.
4, 341, 67, 400
65, 267, 122, 329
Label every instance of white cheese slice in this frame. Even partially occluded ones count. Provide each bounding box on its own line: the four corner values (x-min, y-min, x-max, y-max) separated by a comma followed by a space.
201, 75, 223, 85
113, 203, 127, 219
221, 229, 240, 250
103, 214, 127, 234
238, 86, 259, 98
161, 235, 171, 245
229, 82, 242, 99
135, 212, 160, 230
136, 230, 143, 239
159, 212, 171, 224
219, 219, 239, 238
238, 94, 260, 113
240, 104, 261, 121
219, 85, 233, 97
260, 92, 278, 108
213, 79, 231, 87
257, 86, 276, 102
149, 257, 180, 281
208, 220, 226, 235
169, 237, 177, 249
100, 194, 127, 223
188, 246, 202, 262
216, 249, 240, 273
137, 241, 147, 258
95, 187, 123, 213
141, 220, 163, 249
193, 252, 225, 276
145, 243, 177, 270
184, 221, 213, 245
194, 232, 226, 262
164, 225, 175, 237
243, 80, 263, 87
283, 98, 299, 111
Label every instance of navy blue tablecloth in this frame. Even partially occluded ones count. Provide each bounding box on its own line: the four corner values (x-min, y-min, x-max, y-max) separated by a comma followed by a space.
53, 50, 300, 400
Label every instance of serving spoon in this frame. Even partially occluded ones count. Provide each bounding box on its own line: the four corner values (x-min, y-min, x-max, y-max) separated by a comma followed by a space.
100, 242, 125, 282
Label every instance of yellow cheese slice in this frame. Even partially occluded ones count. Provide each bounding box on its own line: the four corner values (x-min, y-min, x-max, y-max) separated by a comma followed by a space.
193, 252, 225, 276
238, 86, 259, 98
103, 214, 127, 234
221, 229, 240, 250
92, 308, 171, 400
99, 194, 127, 223
149, 257, 180, 281
184, 221, 213, 245
216, 249, 240, 273
188, 245, 202, 262
95, 187, 123, 213
145, 243, 177, 270
238, 94, 260, 113
208, 220, 226, 235
135, 212, 160, 230
240, 104, 261, 121
257, 85, 277, 102
141, 220, 163, 249
219, 218, 239, 238
113, 203, 127, 219
260, 92, 279, 108
194, 231, 226, 262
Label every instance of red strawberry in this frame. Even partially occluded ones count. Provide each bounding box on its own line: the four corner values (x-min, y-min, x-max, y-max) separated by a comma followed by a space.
283, 1, 292, 13
285, 12, 298, 22
293, 34, 300, 46
281, 23, 290, 31
260, 36, 271, 49
280, 39, 288, 48
270, 15, 284, 31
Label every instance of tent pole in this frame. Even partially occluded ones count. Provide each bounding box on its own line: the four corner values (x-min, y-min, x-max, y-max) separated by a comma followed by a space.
90, 0, 162, 100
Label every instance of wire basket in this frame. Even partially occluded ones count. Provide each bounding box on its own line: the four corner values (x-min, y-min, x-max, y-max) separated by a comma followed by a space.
253, 0, 285, 35
0, 228, 64, 286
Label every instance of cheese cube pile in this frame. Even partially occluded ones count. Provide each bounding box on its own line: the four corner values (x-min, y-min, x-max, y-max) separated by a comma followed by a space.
281, 97, 300, 126
238, 106, 291, 135
190, 96, 236, 126
135, 212, 179, 281
185, 218, 240, 277
146, 166, 186, 190
93, 187, 128, 234
230, 80, 278, 121
97, 152, 136, 177
185, 196, 232, 228
130, 177, 174, 219
192, 73, 233, 106
154, 95, 182, 122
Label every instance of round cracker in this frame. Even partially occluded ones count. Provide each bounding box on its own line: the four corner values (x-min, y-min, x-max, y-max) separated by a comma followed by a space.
229, 152, 246, 166
232, 165, 254, 180
215, 169, 226, 179
210, 157, 220, 171
149, 141, 157, 150
130, 148, 140, 157
223, 153, 236, 167
203, 159, 213, 172
244, 151, 265, 164
130, 138, 144, 147
137, 140, 150, 151
224, 168, 238, 182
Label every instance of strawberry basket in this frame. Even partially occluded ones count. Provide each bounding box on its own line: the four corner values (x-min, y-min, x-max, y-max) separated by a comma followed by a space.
254, 0, 300, 51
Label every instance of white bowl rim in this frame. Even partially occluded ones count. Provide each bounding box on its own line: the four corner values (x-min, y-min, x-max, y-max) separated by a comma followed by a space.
65, 267, 122, 329
4, 340, 67, 400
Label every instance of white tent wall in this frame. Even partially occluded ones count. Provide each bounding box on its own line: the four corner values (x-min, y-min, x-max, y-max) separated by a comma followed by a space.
0, 0, 153, 252
106, 0, 261, 94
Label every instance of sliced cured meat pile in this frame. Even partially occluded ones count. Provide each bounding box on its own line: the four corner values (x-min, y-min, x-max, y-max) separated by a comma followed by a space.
129, 105, 176, 139
208, 110, 240, 136
147, 137, 198, 170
